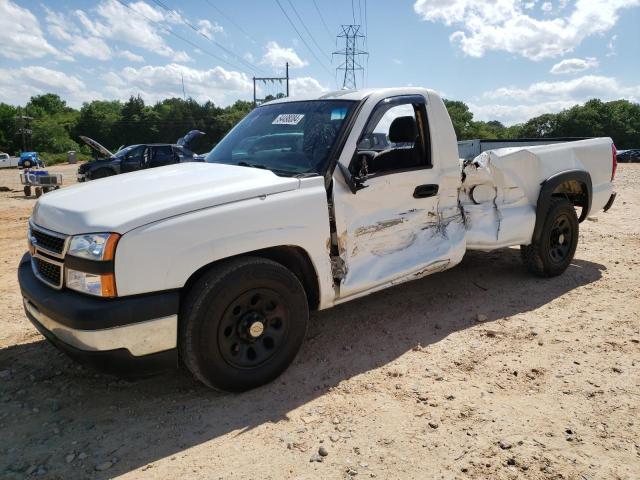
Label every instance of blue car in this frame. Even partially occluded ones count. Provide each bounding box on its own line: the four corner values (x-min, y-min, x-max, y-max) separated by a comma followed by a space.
18, 152, 43, 169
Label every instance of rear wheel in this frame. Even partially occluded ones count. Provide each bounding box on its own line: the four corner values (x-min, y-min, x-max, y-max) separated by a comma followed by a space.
35, 187, 42, 198
23, 186, 31, 197
521, 197, 579, 277
180, 257, 309, 392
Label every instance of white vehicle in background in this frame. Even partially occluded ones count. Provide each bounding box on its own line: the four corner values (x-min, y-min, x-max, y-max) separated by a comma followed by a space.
0, 152, 19, 168
19, 88, 617, 392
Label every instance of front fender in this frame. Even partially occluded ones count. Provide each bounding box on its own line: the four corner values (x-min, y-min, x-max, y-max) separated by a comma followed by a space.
114, 179, 335, 307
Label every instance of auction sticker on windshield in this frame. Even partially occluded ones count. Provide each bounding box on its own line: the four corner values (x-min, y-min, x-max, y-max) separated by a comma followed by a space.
272, 114, 305, 125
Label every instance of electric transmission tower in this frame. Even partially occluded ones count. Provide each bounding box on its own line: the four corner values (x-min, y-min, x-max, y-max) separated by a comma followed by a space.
333, 25, 368, 90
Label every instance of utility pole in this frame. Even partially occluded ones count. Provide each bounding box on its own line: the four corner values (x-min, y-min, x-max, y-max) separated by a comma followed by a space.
253, 62, 290, 107
15, 112, 33, 152
333, 25, 368, 90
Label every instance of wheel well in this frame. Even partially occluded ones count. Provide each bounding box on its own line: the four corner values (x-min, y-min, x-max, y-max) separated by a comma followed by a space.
181, 246, 321, 311
532, 170, 592, 243
551, 179, 589, 220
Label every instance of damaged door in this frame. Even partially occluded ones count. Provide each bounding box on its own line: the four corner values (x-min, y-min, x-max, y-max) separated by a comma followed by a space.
332, 95, 466, 299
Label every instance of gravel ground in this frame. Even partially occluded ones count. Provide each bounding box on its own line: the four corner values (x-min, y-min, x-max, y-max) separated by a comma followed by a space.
1, 163, 639, 479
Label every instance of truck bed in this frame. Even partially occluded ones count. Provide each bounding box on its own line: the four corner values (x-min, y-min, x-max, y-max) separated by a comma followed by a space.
460, 138, 615, 251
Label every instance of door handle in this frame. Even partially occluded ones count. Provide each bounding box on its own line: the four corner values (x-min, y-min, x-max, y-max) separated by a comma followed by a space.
413, 184, 439, 198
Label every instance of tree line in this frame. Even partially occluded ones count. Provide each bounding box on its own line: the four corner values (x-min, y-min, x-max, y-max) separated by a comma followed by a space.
443, 98, 640, 149
0, 94, 638, 161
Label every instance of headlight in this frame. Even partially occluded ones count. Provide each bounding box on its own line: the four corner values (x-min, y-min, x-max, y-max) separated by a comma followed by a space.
66, 233, 119, 297
68, 233, 118, 261
66, 269, 115, 297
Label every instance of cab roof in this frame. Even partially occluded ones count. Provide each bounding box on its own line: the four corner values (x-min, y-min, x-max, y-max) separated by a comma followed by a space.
261, 87, 436, 106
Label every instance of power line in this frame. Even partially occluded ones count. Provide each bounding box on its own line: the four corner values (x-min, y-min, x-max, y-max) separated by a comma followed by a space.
202, 0, 258, 45
351, 0, 356, 24
273, 0, 333, 77
364, 0, 368, 48
149, 0, 267, 75
285, 0, 331, 63
311, 0, 334, 42
114, 0, 251, 74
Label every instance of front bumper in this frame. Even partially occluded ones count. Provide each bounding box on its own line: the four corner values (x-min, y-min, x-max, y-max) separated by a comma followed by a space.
18, 253, 179, 376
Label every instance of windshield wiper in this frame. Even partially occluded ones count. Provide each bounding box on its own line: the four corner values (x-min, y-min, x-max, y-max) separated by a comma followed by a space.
237, 161, 268, 169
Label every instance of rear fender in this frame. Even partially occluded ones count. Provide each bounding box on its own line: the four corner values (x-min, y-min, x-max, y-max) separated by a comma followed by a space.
532, 170, 591, 243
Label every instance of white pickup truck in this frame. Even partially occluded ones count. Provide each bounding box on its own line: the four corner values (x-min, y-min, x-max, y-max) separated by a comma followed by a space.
19, 88, 617, 391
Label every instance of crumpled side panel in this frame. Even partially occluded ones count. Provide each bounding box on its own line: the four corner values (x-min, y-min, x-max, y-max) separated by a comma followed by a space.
460, 151, 536, 250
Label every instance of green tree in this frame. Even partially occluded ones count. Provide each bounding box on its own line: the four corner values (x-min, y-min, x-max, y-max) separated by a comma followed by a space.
0, 103, 18, 153
443, 99, 475, 139
26, 94, 69, 117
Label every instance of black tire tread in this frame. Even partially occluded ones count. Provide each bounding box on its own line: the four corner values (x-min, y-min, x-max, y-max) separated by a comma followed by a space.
521, 197, 578, 277
179, 257, 307, 391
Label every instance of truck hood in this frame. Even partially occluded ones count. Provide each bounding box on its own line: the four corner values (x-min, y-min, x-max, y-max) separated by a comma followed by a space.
32, 163, 300, 235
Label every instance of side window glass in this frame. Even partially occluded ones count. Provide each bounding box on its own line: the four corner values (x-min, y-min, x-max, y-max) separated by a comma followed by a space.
125, 146, 143, 163
152, 146, 174, 165
355, 98, 431, 176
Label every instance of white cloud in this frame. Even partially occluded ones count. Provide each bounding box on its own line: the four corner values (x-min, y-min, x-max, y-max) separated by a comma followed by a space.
73, 0, 192, 62
115, 49, 144, 62
197, 19, 223, 38
104, 63, 253, 104
413, 0, 640, 60
607, 35, 618, 57
0, 66, 102, 106
550, 57, 599, 74
485, 75, 640, 102
472, 75, 640, 124
0, 0, 66, 60
470, 100, 577, 124
67, 36, 113, 61
261, 41, 307, 69
289, 77, 328, 97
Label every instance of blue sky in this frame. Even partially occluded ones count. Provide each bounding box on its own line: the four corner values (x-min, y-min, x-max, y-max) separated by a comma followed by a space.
0, 0, 639, 124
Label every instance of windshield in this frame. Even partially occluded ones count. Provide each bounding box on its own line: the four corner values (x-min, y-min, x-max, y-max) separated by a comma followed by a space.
206, 100, 357, 176
113, 145, 140, 159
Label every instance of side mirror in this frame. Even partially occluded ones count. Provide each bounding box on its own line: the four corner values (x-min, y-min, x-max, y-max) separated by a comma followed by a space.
338, 151, 375, 194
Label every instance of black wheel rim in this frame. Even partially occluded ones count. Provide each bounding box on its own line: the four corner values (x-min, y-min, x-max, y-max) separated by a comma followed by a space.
218, 289, 289, 369
548, 214, 572, 264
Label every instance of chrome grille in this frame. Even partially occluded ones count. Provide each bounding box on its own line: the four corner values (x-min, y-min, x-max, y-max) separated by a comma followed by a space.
29, 223, 69, 289
31, 228, 66, 255
32, 257, 62, 288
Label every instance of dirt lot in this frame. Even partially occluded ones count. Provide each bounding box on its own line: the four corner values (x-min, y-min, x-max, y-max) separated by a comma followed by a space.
0, 163, 639, 479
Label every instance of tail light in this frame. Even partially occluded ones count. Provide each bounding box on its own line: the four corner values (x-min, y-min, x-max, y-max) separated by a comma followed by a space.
611, 143, 617, 181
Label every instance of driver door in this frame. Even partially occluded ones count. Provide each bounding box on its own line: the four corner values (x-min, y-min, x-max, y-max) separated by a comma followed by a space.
121, 146, 145, 173
332, 95, 465, 299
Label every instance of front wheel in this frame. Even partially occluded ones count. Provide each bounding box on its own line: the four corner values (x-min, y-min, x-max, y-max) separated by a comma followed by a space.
521, 197, 579, 277
180, 257, 309, 392
23, 186, 31, 197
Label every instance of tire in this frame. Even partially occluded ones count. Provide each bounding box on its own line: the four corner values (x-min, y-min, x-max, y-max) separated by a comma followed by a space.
35, 187, 42, 198
92, 169, 113, 180
521, 197, 579, 277
180, 257, 309, 392
23, 186, 31, 197
23, 160, 31, 169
